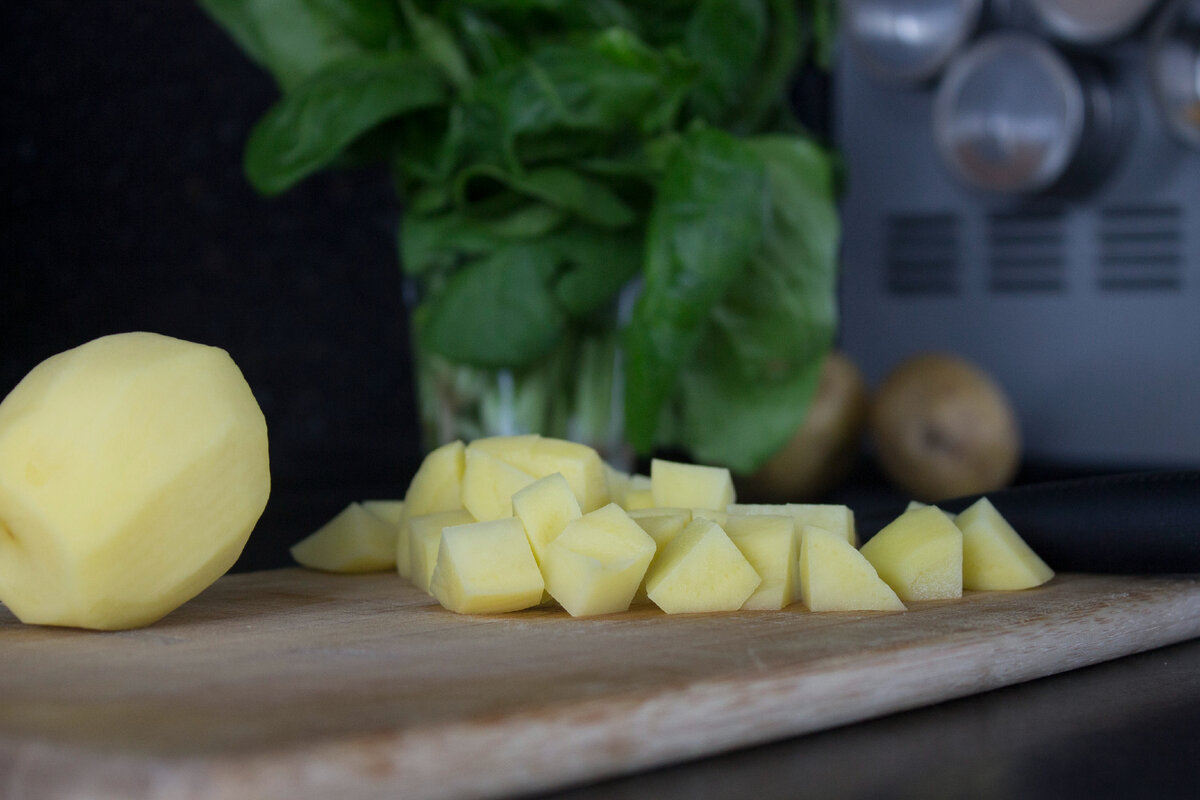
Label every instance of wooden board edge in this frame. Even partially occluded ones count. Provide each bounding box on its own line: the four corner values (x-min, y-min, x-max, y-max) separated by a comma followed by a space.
10, 578, 1193, 800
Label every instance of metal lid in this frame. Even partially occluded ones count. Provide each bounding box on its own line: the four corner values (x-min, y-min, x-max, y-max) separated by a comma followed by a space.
844, 0, 985, 86
1026, 0, 1162, 45
1148, 0, 1200, 148
934, 34, 1085, 194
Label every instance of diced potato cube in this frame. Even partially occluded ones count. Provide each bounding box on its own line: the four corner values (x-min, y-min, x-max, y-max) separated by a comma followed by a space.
860, 505, 963, 601
627, 508, 693, 548
956, 497, 1054, 590
461, 448, 537, 521
651, 459, 736, 511
470, 435, 609, 512
512, 473, 582, 565
800, 526, 905, 612
429, 518, 544, 614
728, 503, 857, 546
541, 504, 657, 616
724, 515, 796, 611
405, 441, 466, 516
409, 509, 475, 593
622, 487, 656, 510
645, 518, 761, 613
402, 440, 468, 578
290, 503, 397, 573
627, 508, 692, 604
467, 434, 541, 460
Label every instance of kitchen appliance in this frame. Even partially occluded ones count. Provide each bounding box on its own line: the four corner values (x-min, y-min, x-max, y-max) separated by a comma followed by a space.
836, 0, 1200, 466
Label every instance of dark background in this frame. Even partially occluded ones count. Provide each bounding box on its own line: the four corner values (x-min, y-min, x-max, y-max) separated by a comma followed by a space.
3, 3, 424, 570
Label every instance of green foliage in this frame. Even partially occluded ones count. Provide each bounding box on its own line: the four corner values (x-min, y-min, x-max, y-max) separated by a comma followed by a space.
198, 0, 840, 472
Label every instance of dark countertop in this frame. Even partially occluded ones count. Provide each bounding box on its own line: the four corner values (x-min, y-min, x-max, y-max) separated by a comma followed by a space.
530, 636, 1200, 800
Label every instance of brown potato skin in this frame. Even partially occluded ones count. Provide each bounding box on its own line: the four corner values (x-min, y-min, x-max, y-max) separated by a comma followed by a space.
869, 353, 1020, 502
740, 351, 869, 502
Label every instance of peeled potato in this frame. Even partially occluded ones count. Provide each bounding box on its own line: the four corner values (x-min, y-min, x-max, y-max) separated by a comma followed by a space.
0, 332, 270, 630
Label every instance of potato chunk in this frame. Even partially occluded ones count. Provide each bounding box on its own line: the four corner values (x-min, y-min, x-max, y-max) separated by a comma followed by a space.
541, 504, 656, 616
0, 332, 269, 630
645, 518, 761, 613
409, 509, 475, 593
956, 497, 1054, 590
512, 473, 582, 565
399, 441, 466, 578
728, 503, 857, 546
800, 526, 905, 612
724, 514, 796, 610
291, 502, 397, 573
429, 518, 544, 614
470, 435, 609, 512
650, 458, 736, 511
461, 448, 537, 521
404, 441, 465, 517
860, 505, 963, 601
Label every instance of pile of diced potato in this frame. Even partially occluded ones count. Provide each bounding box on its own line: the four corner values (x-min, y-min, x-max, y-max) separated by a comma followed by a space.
291, 435, 1054, 616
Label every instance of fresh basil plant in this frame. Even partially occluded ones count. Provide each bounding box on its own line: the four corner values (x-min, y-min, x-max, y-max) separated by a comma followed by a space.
198, 0, 840, 474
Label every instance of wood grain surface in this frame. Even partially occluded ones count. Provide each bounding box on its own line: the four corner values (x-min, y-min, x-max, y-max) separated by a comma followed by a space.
2, 569, 1199, 800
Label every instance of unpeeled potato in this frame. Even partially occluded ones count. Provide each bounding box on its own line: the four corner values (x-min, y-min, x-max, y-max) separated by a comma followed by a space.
869, 352, 1020, 502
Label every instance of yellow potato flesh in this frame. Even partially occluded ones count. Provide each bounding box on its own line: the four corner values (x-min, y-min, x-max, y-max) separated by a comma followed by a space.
460, 448, 537, 521
291, 503, 397, 573
645, 518, 761, 614
512, 473, 582, 566
956, 497, 1054, 590
800, 526, 905, 612
409, 509, 475, 593
0, 332, 269, 630
650, 459, 736, 511
724, 514, 796, 610
429, 518, 544, 614
859, 505, 963, 602
541, 504, 656, 616
728, 503, 857, 547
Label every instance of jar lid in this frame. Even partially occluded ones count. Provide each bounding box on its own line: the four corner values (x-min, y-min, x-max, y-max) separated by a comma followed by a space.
1026, 0, 1161, 45
844, 0, 984, 86
934, 33, 1085, 193
1148, 0, 1200, 148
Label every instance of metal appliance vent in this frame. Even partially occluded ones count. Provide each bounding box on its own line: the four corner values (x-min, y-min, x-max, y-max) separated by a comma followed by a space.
884, 213, 960, 295
1098, 205, 1183, 291
987, 208, 1067, 293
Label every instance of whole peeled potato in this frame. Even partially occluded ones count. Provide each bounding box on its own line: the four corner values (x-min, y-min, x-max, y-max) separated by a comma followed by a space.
741, 351, 869, 502
870, 353, 1020, 502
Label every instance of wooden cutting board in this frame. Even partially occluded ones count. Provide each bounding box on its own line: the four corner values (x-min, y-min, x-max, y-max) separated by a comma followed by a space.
2, 569, 1199, 800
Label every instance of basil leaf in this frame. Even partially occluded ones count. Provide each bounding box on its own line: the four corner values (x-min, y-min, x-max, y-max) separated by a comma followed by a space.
196, 0, 391, 91
305, 0, 404, 50
738, 0, 802, 131
400, 200, 566, 277
547, 226, 644, 318
674, 134, 839, 471
684, 0, 768, 124
245, 53, 447, 195
418, 245, 566, 368
472, 29, 694, 153
457, 165, 637, 229
399, 0, 473, 90
622, 128, 768, 453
